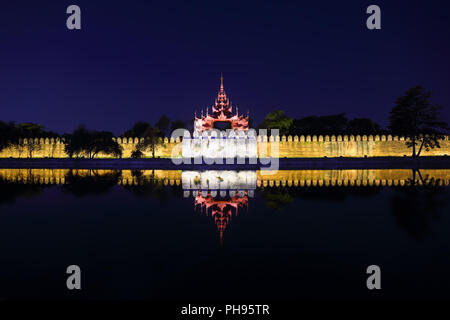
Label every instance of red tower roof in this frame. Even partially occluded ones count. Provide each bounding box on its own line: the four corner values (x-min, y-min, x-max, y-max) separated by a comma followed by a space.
194, 75, 249, 132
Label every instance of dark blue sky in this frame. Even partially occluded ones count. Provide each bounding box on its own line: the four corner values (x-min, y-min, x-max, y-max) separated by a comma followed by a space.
1, 0, 449, 135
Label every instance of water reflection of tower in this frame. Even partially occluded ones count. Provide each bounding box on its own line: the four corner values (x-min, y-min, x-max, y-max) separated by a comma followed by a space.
182, 171, 256, 246
195, 190, 249, 246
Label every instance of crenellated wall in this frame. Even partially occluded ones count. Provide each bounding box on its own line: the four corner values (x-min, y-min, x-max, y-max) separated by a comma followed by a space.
258, 134, 450, 158
0, 137, 181, 159
0, 135, 449, 158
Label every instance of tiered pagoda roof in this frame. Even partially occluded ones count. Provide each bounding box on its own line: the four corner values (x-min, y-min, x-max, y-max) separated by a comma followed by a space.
195, 75, 249, 132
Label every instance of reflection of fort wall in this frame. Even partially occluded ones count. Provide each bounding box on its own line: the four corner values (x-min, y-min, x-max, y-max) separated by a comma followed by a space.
181, 171, 257, 190
118, 169, 182, 186
1, 169, 449, 187
0, 168, 69, 184
257, 169, 450, 187
0, 135, 449, 158
0, 169, 183, 185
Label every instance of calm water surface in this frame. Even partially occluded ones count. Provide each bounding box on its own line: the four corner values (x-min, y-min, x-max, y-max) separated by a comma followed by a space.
0, 169, 449, 300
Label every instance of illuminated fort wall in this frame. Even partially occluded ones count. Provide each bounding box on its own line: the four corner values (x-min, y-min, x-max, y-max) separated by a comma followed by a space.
260, 134, 450, 158
0, 135, 449, 158
0, 137, 181, 159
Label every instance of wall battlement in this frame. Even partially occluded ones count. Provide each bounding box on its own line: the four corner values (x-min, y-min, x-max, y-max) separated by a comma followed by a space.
0, 135, 449, 158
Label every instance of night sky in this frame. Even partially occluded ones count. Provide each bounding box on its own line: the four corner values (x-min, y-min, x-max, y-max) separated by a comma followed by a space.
1, 0, 450, 135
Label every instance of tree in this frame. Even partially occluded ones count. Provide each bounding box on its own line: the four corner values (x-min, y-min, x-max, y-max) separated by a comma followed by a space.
136, 126, 162, 158
61, 170, 122, 197
15, 138, 27, 158
389, 86, 448, 157
131, 149, 144, 159
25, 138, 42, 158
123, 122, 164, 158
346, 118, 382, 135
123, 169, 171, 202
17, 123, 45, 136
170, 120, 186, 134
390, 169, 447, 239
0, 122, 58, 158
122, 121, 151, 138
290, 114, 348, 136
64, 125, 123, 159
258, 110, 293, 135
0, 121, 18, 152
155, 115, 171, 137
0, 175, 49, 206
17, 123, 59, 158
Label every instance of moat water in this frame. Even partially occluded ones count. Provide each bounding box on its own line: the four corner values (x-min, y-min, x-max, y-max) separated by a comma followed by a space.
0, 169, 449, 300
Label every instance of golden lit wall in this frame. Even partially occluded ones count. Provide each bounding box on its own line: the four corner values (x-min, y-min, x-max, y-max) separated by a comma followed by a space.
258, 134, 450, 158
0, 135, 449, 158
0, 137, 181, 159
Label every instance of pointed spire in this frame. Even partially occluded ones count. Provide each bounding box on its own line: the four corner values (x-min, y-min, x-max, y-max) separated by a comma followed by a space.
220, 73, 224, 92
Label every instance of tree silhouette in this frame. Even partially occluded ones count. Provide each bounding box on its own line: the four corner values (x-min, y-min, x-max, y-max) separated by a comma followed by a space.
122, 121, 152, 137
123, 122, 164, 158
0, 122, 58, 157
25, 138, 41, 158
346, 118, 383, 135
390, 169, 448, 239
0, 175, 50, 206
155, 115, 171, 137
170, 120, 187, 134
0, 121, 18, 152
290, 114, 348, 136
137, 127, 163, 158
64, 125, 123, 159
122, 169, 171, 203
258, 110, 293, 135
61, 170, 122, 197
389, 86, 448, 157
131, 149, 144, 159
